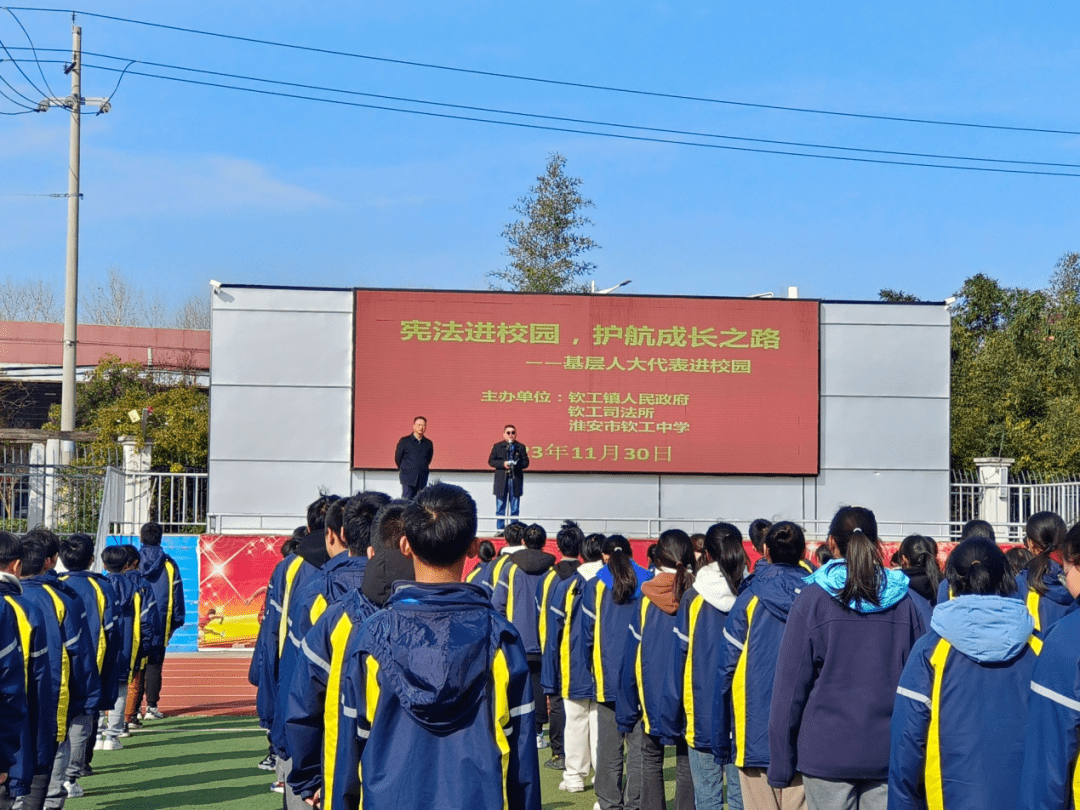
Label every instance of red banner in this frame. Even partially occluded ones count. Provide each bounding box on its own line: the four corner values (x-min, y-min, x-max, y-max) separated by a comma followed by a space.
198, 535, 284, 649
354, 291, 820, 475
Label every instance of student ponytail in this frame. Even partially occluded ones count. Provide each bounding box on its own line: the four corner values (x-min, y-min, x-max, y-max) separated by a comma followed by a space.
703, 522, 746, 594
829, 506, 885, 608
898, 534, 943, 593
945, 537, 1015, 596
1025, 511, 1067, 596
654, 529, 696, 602
602, 536, 638, 605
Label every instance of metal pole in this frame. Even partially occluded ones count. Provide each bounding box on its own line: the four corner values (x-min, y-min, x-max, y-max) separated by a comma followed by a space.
60, 24, 81, 460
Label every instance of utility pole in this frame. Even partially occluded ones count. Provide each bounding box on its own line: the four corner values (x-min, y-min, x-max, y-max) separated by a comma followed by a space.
37, 18, 111, 461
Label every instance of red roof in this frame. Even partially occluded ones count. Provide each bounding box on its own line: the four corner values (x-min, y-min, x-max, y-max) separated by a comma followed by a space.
0, 322, 210, 370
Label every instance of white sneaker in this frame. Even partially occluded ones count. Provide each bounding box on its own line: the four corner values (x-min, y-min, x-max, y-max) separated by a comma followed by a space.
101, 738, 123, 751
93, 737, 104, 751
63, 780, 85, 798
143, 707, 165, 720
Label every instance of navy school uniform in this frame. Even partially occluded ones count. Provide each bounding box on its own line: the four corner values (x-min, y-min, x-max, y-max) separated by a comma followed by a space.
540, 572, 594, 701
616, 574, 683, 743
60, 569, 122, 709
670, 564, 738, 753
20, 571, 101, 735
890, 594, 1040, 810
272, 553, 368, 758
333, 582, 541, 810
0, 572, 46, 798
717, 561, 806, 768
138, 544, 185, 647
250, 550, 321, 736
491, 548, 556, 656
581, 574, 641, 704
1020, 607, 1080, 810
1016, 561, 1077, 638
283, 588, 378, 803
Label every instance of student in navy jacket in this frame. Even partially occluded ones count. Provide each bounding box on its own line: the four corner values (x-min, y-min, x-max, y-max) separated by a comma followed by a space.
1019, 520, 1080, 810
537, 521, 584, 774
719, 521, 809, 810
275, 491, 387, 806
491, 522, 555, 746
58, 533, 121, 796
618, 529, 697, 810
137, 521, 185, 720
671, 523, 745, 810
583, 535, 642, 810
891, 537, 1039, 810
768, 507, 927, 810
334, 482, 541, 810
282, 496, 390, 805
1016, 511, 1077, 638
0, 532, 46, 803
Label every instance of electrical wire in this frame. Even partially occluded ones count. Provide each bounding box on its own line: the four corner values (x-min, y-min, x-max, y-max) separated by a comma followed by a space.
81, 62, 1080, 177
64, 53, 1080, 171
8, 6, 1080, 138
3, 7, 55, 98
0, 67, 38, 109
0, 34, 47, 103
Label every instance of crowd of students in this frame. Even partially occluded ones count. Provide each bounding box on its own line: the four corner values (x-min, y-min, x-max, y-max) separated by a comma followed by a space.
251, 486, 1080, 810
0, 522, 185, 809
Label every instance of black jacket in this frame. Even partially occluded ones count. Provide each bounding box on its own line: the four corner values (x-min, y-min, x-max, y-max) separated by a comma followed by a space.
395, 434, 433, 488
489, 440, 529, 497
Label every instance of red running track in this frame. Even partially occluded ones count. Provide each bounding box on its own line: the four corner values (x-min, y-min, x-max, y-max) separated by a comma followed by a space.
156, 651, 257, 717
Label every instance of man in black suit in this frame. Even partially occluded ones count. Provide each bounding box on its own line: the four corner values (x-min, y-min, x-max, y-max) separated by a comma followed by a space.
488, 424, 530, 532
395, 416, 433, 499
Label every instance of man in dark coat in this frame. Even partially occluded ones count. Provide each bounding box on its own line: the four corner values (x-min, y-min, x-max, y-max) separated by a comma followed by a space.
488, 424, 530, 532
394, 416, 433, 499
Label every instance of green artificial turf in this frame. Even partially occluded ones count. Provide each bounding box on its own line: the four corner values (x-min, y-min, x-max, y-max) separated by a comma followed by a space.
69, 717, 686, 809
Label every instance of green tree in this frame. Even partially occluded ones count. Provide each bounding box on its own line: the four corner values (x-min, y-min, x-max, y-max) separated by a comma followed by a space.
490, 153, 599, 293
46, 355, 208, 471
950, 261, 1080, 475
878, 288, 921, 302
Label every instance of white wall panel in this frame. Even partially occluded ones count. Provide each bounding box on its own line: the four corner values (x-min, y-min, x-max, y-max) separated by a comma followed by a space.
208, 460, 353, 517
212, 286, 353, 313
820, 396, 949, 471
211, 387, 352, 462
821, 324, 950, 398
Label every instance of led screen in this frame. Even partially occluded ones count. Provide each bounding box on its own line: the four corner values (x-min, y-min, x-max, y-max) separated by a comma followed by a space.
353, 290, 819, 475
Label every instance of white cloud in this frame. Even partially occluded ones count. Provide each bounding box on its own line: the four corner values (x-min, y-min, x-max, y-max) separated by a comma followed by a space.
88, 150, 332, 217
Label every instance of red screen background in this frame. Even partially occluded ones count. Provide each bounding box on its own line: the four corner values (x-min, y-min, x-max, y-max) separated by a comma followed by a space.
353, 290, 819, 475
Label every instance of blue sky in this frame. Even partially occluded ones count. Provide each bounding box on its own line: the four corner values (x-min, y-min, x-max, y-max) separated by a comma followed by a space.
1, 1, 1079, 309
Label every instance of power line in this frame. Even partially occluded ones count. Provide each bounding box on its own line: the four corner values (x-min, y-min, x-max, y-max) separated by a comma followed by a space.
3, 7, 55, 98
65, 53, 1080, 170
9, 6, 1080, 138
80, 62, 1080, 177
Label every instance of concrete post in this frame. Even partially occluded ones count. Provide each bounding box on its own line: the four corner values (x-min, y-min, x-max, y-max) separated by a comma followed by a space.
26, 442, 45, 530
974, 457, 1015, 541
120, 435, 153, 536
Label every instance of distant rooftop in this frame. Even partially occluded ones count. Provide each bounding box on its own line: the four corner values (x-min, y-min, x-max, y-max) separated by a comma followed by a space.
0, 321, 210, 371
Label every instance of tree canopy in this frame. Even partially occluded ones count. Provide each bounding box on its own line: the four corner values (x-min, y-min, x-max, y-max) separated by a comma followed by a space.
489, 153, 599, 293
950, 255, 1080, 475
45, 355, 208, 471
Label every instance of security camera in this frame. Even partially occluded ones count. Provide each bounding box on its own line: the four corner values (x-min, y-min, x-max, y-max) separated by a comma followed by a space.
209, 280, 222, 295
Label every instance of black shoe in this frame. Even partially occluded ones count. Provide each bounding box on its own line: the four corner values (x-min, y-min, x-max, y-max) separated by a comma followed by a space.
544, 756, 565, 770
258, 753, 277, 771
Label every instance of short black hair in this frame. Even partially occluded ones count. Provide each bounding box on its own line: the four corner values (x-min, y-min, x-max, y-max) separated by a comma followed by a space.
140, 522, 163, 547
523, 523, 547, 550
60, 533, 95, 571
556, 521, 584, 558
0, 531, 20, 567
581, 533, 606, 563
959, 519, 996, 543
307, 493, 341, 532
21, 528, 60, 577
343, 491, 392, 555
748, 519, 773, 553
280, 538, 299, 558
477, 539, 497, 563
123, 544, 141, 567
402, 482, 477, 567
101, 545, 129, 574
503, 521, 526, 546
373, 500, 410, 551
